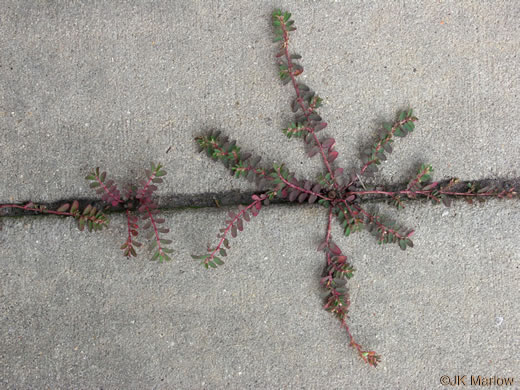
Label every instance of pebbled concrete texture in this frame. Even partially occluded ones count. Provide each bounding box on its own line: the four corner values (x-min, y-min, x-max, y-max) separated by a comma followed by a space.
1, 201, 519, 389
1, 0, 519, 203
1, 0, 519, 389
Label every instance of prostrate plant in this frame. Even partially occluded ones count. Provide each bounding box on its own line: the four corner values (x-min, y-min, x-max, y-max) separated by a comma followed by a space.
194, 9, 517, 367
0, 163, 173, 262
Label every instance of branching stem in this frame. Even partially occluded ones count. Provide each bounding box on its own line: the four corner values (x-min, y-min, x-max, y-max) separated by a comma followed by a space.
275, 167, 331, 201
205, 194, 267, 265
0, 204, 107, 225
278, 15, 338, 189
145, 206, 165, 257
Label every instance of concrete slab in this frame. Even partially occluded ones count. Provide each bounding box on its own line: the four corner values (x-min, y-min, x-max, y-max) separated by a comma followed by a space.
1, 1, 519, 203
1, 1, 519, 389
1, 201, 519, 388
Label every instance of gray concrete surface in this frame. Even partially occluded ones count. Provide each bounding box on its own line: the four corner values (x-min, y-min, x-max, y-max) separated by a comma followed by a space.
1, 202, 519, 389
1, 1, 519, 389
1, 1, 519, 203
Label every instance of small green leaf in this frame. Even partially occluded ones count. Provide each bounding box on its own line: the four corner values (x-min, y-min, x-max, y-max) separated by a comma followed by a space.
83, 205, 92, 215
214, 257, 224, 265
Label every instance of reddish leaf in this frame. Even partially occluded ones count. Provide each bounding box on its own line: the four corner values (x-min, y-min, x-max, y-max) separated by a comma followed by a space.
308, 146, 319, 157
322, 138, 335, 148
328, 151, 338, 163
317, 240, 327, 251
289, 190, 300, 202
329, 242, 341, 255
291, 99, 299, 112
422, 182, 439, 191
314, 122, 327, 131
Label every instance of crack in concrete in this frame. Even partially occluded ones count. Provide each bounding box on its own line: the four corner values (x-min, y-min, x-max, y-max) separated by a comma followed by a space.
0, 177, 518, 218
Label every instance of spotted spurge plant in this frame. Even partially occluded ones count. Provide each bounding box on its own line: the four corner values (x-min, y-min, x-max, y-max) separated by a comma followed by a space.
0, 163, 173, 262
194, 9, 517, 366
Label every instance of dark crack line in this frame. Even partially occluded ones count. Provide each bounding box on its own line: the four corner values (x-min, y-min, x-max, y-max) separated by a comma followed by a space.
1, 177, 518, 218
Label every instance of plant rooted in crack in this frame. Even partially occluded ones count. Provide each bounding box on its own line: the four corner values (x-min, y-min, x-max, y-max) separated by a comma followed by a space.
194, 9, 517, 367
1, 163, 173, 262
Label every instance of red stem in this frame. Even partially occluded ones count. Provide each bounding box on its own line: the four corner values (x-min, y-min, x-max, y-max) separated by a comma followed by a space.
346, 117, 418, 189
345, 189, 499, 198
353, 204, 412, 240
325, 205, 333, 245
275, 167, 330, 201
125, 209, 134, 247
205, 195, 266, 264
95, 175, 122, 204
278, 16, 338, 188
406, 168, 429, 191
209, 141, 273, 181
145, 206, 164, 256
140, 171, 158, 196
0, 204, 106, 224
